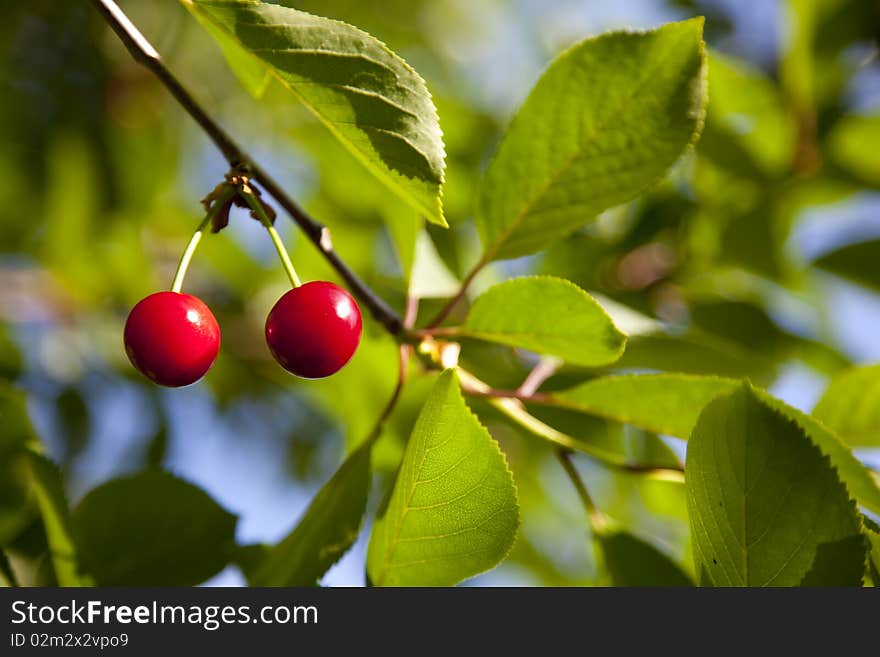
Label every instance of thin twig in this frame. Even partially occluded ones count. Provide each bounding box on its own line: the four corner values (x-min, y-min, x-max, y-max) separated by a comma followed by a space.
411, 327, 460, 339
425, 259, 485, 328
556, 449, 606, 532
517, 357, 560, 397
456, 368, 684, 478
615, 463, 684, 480
364, 344, 410, 446
463, 387, 551, 402
403, 294, 420, 330
93, 0, 403, 335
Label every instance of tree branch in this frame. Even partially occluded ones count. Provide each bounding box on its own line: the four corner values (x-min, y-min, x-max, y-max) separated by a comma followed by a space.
93, 0, 403, 335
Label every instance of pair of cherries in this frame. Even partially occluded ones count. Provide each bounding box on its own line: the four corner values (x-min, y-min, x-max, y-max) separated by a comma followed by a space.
124, 281, 362, 387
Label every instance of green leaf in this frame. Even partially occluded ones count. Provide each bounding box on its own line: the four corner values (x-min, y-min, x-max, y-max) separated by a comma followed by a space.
759, 398, 880, 520
0, 383, 34, 456
827, 114, 880, 187
233, 543, 270, 583
614, 332, 774, 379
0, 389, 34, 547
597, 529, 694, 586
385, 211, 420, 285
367, 370, 519, 586
686, 384, 866, 586
71, 471, 237, 586
813, 364, 880, 447
536, 374, 880, 515
251, 442, 371, 586
779, 0, 817, 111
525, 405, 682, 470
0, 384, 85, 584
545, 373, 736, 437
409, 231, 460, 299
688, 300, 852, 377
700, 52, 796, 178
55, 387, 90, 463
0, 547, 18, 586
187, 4, 271, 98
605, 297, 835, 379
26, 451, 89, 586
184, 0, 446, 225
476, 19, 707, 261
864, 517, 880, 586
459, 276, 626, 367
814, 240, 880, 292
0, 323, 21, 381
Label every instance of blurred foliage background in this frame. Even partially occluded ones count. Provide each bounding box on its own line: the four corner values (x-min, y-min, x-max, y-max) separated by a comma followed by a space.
1, 0, 879, 585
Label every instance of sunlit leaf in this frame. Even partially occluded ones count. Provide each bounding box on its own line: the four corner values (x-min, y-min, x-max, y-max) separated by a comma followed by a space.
460, 276, 626, 367
544, 373, 734, 437
813, 364, 880, 447
409, 231, 460, 299
476, 19, 707, 261
367, 370, 519, 586
535, 374, 880, 515
827, 114, 880, 187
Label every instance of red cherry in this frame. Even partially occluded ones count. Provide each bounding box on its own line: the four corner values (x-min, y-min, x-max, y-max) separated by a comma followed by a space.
265, 281, 362, 379
124, 291, 221, 387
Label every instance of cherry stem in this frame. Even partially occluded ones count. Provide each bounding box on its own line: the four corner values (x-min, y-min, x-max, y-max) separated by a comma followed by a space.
239, 188, 302, 288
265, 224, 303, 288
170, 187, 235, 294
93, 0, 403, 334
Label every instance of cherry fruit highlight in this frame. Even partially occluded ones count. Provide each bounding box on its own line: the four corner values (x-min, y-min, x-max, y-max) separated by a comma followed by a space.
265, 281, 362, 379
124, 291, 221, 387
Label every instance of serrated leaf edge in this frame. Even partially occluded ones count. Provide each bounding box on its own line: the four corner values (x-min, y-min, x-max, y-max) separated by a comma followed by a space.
183, 0, 447, 226
477, 17, 707, 261
252, 443, 371, 586
545, 372, 733, 435
371, 370, 520, 586
689, 382, 868, 587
